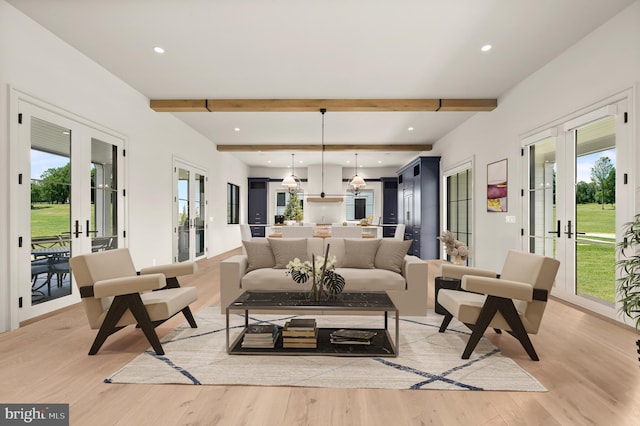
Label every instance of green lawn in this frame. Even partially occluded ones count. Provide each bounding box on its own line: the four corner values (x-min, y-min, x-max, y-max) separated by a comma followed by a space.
31, 202, 70, 238
576, 202, 615, 233
575, 203, 616, 303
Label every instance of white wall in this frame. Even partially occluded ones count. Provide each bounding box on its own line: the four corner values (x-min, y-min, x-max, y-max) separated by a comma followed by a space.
432, 0, 640, 270
0, 1, 248, 330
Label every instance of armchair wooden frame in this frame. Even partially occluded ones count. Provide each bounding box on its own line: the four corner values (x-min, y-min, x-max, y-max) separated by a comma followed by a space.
439, 288, 549, 361
70, 249, 199, 356
437, 250, 560, 361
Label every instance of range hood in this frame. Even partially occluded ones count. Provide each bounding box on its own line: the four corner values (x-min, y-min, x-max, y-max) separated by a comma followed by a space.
305, 164, 344, 202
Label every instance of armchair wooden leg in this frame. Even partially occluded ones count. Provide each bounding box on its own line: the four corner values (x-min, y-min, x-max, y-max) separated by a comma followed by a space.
463, 295, 540, 361
439, 312, 454, 333
89, 296, 129, 355
90, 294, 167, 356
461, 296, 500, 359
124, 294, 165, 356
499, 302, 539, 361
181, 306, 197, 328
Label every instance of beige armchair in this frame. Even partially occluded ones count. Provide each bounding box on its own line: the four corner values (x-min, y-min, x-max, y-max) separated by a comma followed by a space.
70, 248, 198, 355
437, 250, 559, 361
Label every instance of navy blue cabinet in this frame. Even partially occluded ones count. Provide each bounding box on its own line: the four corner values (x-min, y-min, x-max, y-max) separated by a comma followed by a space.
397, 157, 440, 259
381, 177, 398, 237
248, 178, 269, 237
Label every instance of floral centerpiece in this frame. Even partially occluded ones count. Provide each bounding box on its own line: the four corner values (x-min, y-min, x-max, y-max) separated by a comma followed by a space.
437, 230, 468, 265
286, 244, 345, 301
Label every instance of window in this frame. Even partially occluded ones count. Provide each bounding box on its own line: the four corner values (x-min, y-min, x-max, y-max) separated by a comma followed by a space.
227, 183, 239, 224
346, 190, 374, 221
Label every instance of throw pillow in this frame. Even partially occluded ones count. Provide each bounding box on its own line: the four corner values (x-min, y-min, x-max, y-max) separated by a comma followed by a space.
375, 239, 413, 274
243, 239, 275, 272
342, 239, 381, 269
268, 238, 309, 269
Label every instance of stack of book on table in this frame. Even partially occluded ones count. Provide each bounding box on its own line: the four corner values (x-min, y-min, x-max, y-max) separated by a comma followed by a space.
282, 318, 317, 348
241, 324, 280, 348
330, 329, 377, 345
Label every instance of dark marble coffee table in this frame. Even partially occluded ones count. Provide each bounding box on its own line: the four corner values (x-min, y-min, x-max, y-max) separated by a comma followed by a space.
226, 291, 399, 357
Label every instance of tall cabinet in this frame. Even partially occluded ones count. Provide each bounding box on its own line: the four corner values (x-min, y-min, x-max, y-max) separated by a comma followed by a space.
397, 157, 440, 259
247, 178, 269, 237
380, 177, 398, 237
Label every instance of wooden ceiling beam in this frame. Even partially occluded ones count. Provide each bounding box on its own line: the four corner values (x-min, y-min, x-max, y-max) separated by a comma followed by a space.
149, 99, 209, 112
439, 99, 497, 111
216, 144, 432, 152
150, 98, 497, 112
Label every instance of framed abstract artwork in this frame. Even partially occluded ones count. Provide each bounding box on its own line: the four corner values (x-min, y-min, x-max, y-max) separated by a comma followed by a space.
487, 159, 507, 212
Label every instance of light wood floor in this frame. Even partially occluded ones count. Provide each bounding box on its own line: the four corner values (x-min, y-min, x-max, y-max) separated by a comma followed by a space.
2, 249, 640, 426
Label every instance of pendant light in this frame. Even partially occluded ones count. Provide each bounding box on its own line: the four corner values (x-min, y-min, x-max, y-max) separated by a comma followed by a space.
282, 153, 301, 193
349, 153, 366, 193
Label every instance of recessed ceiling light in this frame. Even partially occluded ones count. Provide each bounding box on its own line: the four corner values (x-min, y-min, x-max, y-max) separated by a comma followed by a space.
62, 131, 70, 135
346, 160, 351, 164
267, 160, 272, 164
481, 44, 492, 52
378, 160, 382, 164
234, 127, 240, 132
408, 127, 414, 131
154, 46, 165, 54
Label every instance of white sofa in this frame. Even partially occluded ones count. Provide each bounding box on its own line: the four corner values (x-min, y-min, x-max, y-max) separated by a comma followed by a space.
220, 237, 429, 315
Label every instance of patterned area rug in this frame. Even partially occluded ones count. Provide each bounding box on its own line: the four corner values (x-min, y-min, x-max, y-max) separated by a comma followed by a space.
106, 307, 546, 391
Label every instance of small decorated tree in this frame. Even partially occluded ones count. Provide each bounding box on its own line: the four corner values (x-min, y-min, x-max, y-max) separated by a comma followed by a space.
283, 192, 303, 222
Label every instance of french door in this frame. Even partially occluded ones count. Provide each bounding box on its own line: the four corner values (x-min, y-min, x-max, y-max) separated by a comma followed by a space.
174, 159, 207, 262
12, 94, 125, 323
524, 98, 630, 319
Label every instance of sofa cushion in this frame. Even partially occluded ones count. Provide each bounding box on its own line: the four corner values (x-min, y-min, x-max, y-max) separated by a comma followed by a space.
375, 239, 413, 273
335, 268, 406, 291
241, 267, 406, 292
242, 268, 308, 291
268, 238, 309, 268
342, 238, 381, 269
324, 238, 346, 268
243, 239, 275, 272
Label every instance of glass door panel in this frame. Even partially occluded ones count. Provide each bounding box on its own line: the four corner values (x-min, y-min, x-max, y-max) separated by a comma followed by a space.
90, 138, 119, 252
174, 162, 208, 262
574, 116, 616, 305
177, 167, 190, 262
527, 137, 557, 259
195, 173, 206, 258
30, 117, 72, 306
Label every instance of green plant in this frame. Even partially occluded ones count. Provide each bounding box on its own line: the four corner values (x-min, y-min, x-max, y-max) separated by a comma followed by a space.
616, 213, 640, 331
283, 192, 303, 221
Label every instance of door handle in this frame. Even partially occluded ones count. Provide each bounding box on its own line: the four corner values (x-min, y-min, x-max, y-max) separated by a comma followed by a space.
564, 220, 573, 239
74, 220, 81, 238
547, 220, 561, 237
86, 220, 90, 237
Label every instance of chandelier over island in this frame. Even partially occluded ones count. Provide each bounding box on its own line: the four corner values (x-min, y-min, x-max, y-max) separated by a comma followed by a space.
281, 153, 301, 193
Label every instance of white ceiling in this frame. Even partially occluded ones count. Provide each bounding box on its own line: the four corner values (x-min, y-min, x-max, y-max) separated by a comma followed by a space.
8, 0, 635, 168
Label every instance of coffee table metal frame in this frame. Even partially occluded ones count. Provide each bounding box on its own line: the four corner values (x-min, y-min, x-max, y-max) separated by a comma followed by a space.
225, 291, 399, 357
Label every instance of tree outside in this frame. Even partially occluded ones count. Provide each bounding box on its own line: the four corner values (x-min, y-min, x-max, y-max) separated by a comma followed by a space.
590, 156, 614, 209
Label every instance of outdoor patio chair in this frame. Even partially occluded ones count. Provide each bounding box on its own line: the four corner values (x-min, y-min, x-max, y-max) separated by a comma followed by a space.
70, 248, 198, 355
437, 250, 560, 361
